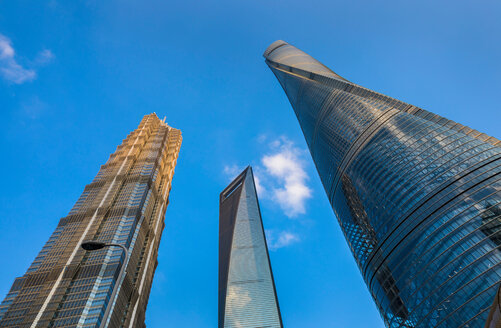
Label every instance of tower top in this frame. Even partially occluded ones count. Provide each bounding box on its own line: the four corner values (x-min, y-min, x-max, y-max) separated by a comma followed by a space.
263, 40, 346, 81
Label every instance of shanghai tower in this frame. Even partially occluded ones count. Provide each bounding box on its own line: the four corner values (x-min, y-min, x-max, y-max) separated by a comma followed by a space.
219, 167, 283, 328
264, 40, 501, 327
0, 113, 182, 327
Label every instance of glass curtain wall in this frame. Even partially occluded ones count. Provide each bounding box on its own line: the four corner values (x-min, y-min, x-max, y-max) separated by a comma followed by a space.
219, 167, 283, 328
264, 40, 501, 328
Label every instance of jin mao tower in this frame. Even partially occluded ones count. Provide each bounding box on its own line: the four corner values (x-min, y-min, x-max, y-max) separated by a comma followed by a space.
0, 113, 182, 328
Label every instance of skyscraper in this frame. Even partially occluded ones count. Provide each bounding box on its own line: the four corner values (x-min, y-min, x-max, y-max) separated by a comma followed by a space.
264, 40, 501, 327
219, 167, 283, 328
0, 113, 182, 328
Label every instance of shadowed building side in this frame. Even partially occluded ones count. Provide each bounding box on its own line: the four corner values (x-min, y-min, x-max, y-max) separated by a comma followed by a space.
264, 40, 501, 327
484, 285, 501, 328
219, 167, 282, 328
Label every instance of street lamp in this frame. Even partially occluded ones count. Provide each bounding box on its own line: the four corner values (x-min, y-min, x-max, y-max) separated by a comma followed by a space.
81, 241, 129, 328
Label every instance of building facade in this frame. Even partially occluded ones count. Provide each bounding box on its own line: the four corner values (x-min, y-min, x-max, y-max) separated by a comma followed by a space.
219, 167, 283, 328
484, 285, 501, 328
264, 40, 501, 327
0, 113, 182, 328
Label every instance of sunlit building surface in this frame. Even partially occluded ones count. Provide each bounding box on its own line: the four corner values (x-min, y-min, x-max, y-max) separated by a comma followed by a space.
0, 114, 182, 327
264, 40, 501, 327
219, 167, 283, 328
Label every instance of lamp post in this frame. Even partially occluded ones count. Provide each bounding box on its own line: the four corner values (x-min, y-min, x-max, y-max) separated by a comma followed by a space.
81, 241, 128, 328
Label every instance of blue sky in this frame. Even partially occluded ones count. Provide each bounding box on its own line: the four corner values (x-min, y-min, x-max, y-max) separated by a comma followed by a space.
0, 1, 500, 327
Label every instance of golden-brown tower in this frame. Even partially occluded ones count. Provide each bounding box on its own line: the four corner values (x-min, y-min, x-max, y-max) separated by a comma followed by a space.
0, 113, 181, 328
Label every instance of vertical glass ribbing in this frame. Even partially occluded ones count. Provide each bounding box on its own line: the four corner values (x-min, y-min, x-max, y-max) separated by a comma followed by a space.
0, 114, 182, 328
264, 40, 501, 328
219, 168, 282, 328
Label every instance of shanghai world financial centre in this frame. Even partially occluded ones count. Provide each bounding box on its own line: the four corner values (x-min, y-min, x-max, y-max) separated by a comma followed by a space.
1, 39, 500, 328
219, 167, 282, 328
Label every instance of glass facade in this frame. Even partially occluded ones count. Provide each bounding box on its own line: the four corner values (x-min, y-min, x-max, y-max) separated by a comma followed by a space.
219, 167, 283, 328
0, 114, 182, 328
264, 40, 501, 327
484, 284, 501, 328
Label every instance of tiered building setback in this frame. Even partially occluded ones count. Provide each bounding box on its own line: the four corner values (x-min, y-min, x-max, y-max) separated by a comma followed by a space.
0, 114, 182, 328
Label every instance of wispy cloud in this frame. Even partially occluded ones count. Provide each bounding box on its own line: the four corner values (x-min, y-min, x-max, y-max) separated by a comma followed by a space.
21, 96, 48, 120
35, 49, 55, 65
223, 164, 267, 198
261, 137, 312, 217
222, 136, 312, 217
223, 164, 243, 179
0, 35, 36, 84
222, 136, 310, 250
266, 230, 300, 250
0, 34, 53, 84
252, 172, 266, 198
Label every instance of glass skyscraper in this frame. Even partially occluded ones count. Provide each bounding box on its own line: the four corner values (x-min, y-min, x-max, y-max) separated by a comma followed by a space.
219, 167, 282, 328
264, 40, 501, 327
0, 113, 182, 328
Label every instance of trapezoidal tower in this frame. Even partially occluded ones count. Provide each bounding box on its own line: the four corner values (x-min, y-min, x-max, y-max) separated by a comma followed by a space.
219, 167, 283, 328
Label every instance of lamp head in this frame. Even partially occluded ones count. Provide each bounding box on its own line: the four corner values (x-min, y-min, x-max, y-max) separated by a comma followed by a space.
81, 241, 107, 251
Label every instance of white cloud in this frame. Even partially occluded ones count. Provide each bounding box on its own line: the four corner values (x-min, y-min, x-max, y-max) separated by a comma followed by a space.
261, 137, 312, 217
266, 230, 300, 250
223, 164, 267, 198
253, 173, 265, 198
35, 49, 55, 65
0, 34, 54, 84
21, 96, 48, 120
222, 137, 312, 217
0, 37, 14, 58
223, 164, 242, 179
0, 34, 36, 84
221, 137, 310, 249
